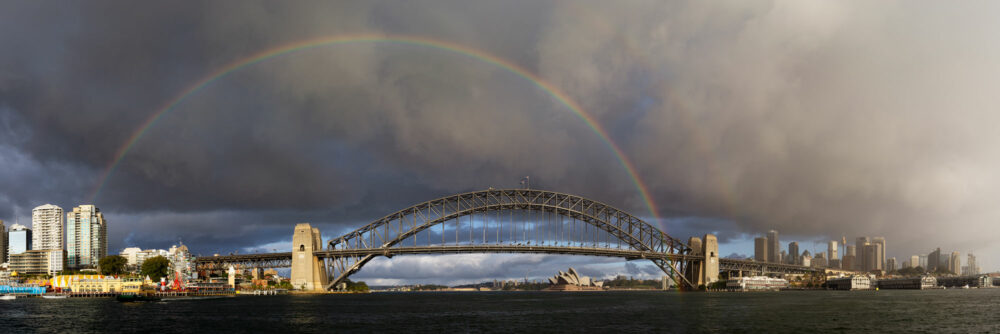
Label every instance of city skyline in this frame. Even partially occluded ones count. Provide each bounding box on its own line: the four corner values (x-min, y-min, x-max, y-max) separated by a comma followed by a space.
4, 1, 1000, 284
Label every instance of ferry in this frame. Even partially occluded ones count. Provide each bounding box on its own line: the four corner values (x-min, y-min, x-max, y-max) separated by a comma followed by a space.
0, 295, 16, 300
42, 295, 68, 299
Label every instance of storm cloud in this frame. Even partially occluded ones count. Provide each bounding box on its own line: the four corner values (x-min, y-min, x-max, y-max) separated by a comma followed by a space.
2, 1, 1000, 281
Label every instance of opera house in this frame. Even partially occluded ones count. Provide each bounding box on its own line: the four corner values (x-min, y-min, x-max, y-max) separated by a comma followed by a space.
546, 268, 604, 291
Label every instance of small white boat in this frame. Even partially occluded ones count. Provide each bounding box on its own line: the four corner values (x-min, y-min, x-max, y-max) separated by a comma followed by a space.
42, 295, 68, 299
0, 295, 16, 300
963, 284, 970, 289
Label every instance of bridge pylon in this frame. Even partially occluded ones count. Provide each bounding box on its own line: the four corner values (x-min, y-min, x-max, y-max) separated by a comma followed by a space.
290, 223, 328, 291
684, 234, 719, 289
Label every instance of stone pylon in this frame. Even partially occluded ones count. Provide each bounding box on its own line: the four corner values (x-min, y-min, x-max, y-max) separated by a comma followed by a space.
291, 223, 329, 291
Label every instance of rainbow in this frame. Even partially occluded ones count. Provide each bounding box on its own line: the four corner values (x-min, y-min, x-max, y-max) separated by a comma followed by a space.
90, 33, 663, 222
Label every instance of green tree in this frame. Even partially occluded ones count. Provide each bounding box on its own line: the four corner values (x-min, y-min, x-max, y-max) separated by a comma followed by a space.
98, 255, 129, 275
141, 256, 171, 282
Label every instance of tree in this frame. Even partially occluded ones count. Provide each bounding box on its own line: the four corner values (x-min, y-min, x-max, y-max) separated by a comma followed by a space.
98, 255, 129, 275
141, 256, 171, 282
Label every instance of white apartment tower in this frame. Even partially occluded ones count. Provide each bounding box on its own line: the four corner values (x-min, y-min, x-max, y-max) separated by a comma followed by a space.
66, 205, 108, 269
32, 204, 64, 250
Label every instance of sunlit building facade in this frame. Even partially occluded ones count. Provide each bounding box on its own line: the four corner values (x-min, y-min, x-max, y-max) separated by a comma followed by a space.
66, 205, 108, 269
31, 204, 63, 250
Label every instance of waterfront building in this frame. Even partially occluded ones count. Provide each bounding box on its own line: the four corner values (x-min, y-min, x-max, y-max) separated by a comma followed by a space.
31, 204, 64, 250
766, 230, 780, 263
937, 275, 991, 288
69, 277, 142, 293
168, 243, 194, 281
872, 237, 886, 270
0, 220, 6, 264
827, 276, 872, 290
8, 224, 32, 258
66, 205, 108, 269
9, 249, 64, 275
754, 237, 768, 262
886, 257, 896, 272
828, 240, 838, 264
787, 242, 799, 265
928, 248, 941, 272
725, 276, 788, 291
877, 276, 936, 290
949, 252, 960, 275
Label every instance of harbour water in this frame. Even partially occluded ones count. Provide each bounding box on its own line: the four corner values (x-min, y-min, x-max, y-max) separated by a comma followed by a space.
2, 289, 999, 333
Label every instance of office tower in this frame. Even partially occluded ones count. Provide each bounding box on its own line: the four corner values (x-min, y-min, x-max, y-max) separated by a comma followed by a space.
31, 204, 64, 250
66, 205, 108, 269
8, 224, 32, 258
767, 230, 780, 263
780, 250, 787, 264
856, 237, 870, 270
828, 240, 839, 263
949, 252, 960, 275
886, 257, 896, 272
788, 242, 800, 265
872, 237, 886, 270
846, 245, 856, 257
910, 255, 919, 269
754, 237, 768, 262
966, 253, 978, 275
0, 220, 5, 264
928, 248, 941, 272
862, 244, 879, 272
841, 255, 856, 271
813, 252, 827, 268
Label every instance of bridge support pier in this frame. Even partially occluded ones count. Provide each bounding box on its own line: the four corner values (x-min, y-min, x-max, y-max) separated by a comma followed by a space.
291, 223, 329, 291
684, 234, 719, 289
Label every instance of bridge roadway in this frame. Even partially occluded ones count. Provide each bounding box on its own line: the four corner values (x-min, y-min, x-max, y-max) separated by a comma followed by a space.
194, 246, 822, 275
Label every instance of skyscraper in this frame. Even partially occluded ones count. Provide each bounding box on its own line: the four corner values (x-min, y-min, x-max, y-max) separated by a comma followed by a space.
928, 248, 941, 272
886, 257, 896, 272
8, 224, 31, 258
766, 230, 779, 263
910, 255, 919, 269
754, 237, 768, 262
872, 237, 886, 270
31, 204, 63, 250
788, 242, 800, 265
828, 240, 839, 263
66, 205, 108, 269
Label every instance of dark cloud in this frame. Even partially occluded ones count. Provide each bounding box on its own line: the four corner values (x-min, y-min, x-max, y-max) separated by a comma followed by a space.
2, 1, 1000, 282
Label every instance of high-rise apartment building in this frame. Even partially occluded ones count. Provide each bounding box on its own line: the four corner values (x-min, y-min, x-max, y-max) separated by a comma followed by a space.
828, 240, 839, 263
966, 253, 978, 275
31, 204, 64, 250
66, 205, 108, 269
910, 255, 919, 269
872, 237, 886, 270
754, 237, 768, 262
8, 224, 32, 259
787, 242, 800, 265
948, 252, 960, 275
886, 257, 896, 272
766, 230, 780, 263
0, 220, 6, 264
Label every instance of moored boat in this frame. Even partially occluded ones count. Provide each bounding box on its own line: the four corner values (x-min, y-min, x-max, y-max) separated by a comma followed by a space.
0, 295, 16, 300
42, 295, 68, 299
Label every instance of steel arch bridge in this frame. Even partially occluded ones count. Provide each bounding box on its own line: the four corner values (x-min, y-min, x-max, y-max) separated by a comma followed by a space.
319, 189, 694, 290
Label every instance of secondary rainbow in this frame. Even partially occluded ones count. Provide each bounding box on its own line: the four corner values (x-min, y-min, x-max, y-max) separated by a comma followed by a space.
90, 33, 663, 222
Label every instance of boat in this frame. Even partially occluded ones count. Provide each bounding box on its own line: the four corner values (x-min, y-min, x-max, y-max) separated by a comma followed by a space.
42, 295, 68, 299
0, 295, 16, 300
116, 294, 161, 302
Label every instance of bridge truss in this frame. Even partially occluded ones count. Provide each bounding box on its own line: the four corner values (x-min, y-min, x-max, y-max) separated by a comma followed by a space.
323, 189, 693, 290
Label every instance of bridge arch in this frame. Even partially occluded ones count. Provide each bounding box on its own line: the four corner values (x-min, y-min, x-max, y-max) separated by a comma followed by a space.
322, 189, 692, 290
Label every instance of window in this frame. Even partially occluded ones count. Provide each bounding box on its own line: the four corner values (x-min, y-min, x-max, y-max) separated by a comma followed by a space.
299, 245, 305, 252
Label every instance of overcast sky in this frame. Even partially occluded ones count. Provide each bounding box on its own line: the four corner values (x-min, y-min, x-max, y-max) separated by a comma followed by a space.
3, 1, 1000, 284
